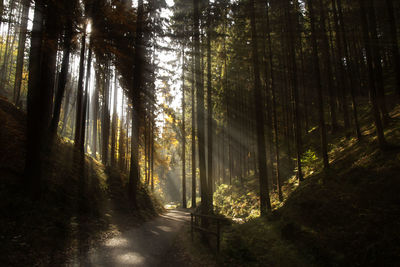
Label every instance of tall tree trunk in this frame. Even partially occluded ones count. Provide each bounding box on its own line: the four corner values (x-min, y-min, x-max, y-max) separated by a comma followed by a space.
102, 64, 111, 164
0, 0, 3, 26
193, 0, 208, 216
80, 42, 92, 152
181, 46, 187, 208
25, 0, 45, 197
0, 0, 16, 94
335, 0, 362, 140
74, 25, 87, 150
385, 0, 400, 97
144, 116, 148, 184
286, 1, 305, 179
111, 71, 118, 166
329, 0, 350, 136
13, 0, 30, 106
358, 0, 387, 149
250, 0, 271, 215
318, 0, 338, 132
129, 0, 144, 207
206, 1, 213, 209
265, 0, 282, 201
41, 3, 58, 131
50, 0, 75, 136
92, 68, 100, 158
191, 43, 197, 208
61, 83, 72, 135
367, 0, 389, 124
307, 0, 330, 169
119, 94, 125, 169
150, 120, 154, 191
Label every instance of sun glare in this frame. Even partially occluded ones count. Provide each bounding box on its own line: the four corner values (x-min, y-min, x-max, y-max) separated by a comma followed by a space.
87, 20, 92, 34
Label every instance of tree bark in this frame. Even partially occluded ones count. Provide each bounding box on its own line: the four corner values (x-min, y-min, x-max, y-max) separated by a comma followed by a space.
251, 0, 271, 215
206, 0, 213, 209
385, 0, 400, 98
335, 0, 362, 140
111, 71, 118, 166
366, 0, 389, 124
181, 46, 187, 209
25, 0, 45, 196
358, 0, 387, 149
13, 0, 30, 106
50, 0, 75, 136
193, 0, 209, 216
318, 0, 338, 132
307, 0, 330, 169
265, 0, 282, 201
74, 25, 87, 151
286, 1, 306, 178
80, 42, 92, 152
102, 64, 111, 164
129, 0, 144, 207
191, 42, 197, 208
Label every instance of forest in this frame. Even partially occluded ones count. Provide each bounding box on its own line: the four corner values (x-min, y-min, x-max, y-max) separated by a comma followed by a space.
0, 0, 399, 266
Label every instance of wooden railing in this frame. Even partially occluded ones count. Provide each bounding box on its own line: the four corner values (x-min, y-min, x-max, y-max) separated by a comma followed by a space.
190, 213, 226, 252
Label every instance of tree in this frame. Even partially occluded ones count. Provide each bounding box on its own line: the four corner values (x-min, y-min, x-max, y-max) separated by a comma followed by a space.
13, 0, 30, 107
25, 0, 46, 196
358, 0, 387, 149
307, 0, 329, 169
191, 42, 197, 209
111, 71, 118, 166
206, 0, 213, 208
50, 0, 76, 136
286, 0, 306, 178
25, 0, 61, 196
129, 0, 145, 206
193, 0, 209, 216
250, 0, 271, 215
181, 46, 187, 209
385, 0, 400, 98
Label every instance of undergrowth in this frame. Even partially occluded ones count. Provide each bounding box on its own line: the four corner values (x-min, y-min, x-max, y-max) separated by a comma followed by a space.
216, 102, 400, 266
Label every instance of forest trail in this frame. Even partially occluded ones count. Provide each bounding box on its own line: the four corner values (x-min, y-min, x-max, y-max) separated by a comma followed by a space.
69, 209, 190, 267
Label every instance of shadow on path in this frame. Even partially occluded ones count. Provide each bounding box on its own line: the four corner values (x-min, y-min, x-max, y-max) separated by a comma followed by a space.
71, 209, 190, 266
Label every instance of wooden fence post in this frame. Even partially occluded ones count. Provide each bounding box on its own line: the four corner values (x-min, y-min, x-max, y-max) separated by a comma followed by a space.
191, 213, 194, 241
217, 220, 220, 252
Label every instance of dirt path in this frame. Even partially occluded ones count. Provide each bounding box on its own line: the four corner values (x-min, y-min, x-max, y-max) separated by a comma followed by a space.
69, 209, 190, 266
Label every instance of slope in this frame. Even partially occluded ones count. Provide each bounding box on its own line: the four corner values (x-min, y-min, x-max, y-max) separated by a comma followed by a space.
0, 98, 163, 266
220, 104, 400, 266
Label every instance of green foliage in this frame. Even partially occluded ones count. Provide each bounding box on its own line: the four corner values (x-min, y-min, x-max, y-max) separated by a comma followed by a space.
301, 149, 321, 177
214, 182, 260, 221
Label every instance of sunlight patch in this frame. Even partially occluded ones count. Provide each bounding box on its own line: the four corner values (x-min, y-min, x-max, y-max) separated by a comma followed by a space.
150, 230, 160, 236
117, 252, 145, 265
105, 237, 128, 247
156, 225, 173, 232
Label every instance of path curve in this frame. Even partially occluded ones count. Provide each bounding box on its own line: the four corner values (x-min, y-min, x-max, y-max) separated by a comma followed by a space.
71, 210, 190, 266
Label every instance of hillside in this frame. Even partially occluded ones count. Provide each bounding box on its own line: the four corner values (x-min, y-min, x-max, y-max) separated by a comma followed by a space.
219, 104, 400, 266
0, 98, 163, 266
